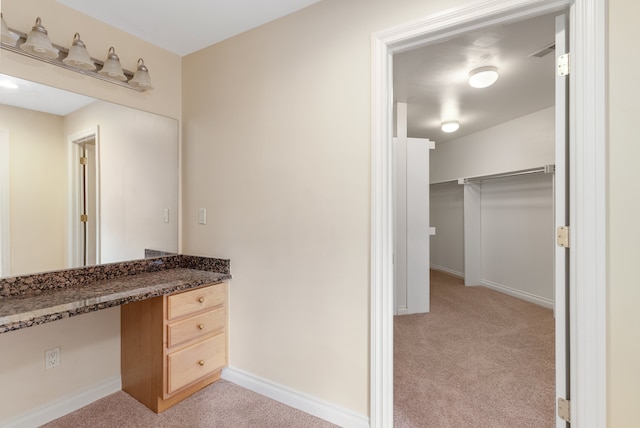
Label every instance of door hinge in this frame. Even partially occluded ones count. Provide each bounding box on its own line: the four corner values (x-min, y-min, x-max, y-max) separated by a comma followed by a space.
557, 226, 570, 248
558, 397, 571, 422
557, 53, 570, 76
80, 214, 88, 223
79, 156, 88, 165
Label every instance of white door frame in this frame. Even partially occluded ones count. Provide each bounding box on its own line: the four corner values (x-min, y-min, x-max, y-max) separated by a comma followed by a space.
67, 127, 101, 268
0, 130, 10, 276
370, 0, 606, 427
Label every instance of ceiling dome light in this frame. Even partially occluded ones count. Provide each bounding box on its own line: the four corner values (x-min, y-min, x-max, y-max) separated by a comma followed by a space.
468, 66, 499, 88
0, 79, 19, 90
441, 121, 460, 133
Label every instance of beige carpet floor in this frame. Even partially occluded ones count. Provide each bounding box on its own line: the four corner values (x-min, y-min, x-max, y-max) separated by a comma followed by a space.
44, 269, 554, 427
42, 380, 336, 428
394, 269, 555, 427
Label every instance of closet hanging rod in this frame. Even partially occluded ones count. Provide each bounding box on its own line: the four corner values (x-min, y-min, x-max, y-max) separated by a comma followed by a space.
430, 165, 555, 186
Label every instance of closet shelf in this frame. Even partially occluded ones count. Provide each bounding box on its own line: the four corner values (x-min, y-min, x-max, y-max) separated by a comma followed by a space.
430, 164, 555, 186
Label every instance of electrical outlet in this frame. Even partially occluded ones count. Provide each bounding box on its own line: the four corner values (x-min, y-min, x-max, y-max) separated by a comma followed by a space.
45, 347, 61, 370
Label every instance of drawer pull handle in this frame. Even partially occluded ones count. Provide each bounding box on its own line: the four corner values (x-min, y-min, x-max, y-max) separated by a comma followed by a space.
199, 297, 205, 303
198, 324, 205, 330
198, 360, 205, 366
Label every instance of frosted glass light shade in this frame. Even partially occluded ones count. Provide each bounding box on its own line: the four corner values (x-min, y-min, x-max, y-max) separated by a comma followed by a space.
98, 47, 126, 81
441, 121, 460, 133
1, 13, 19, 46
128, 58, 153, 90
468, 66, 499, 89
20, 17, 59, 59
63, 33, 96, 70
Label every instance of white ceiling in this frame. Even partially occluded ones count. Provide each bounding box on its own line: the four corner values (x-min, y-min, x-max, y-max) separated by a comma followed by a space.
56, 0, 324, 56
394, 12, 557, 143
0, 73, 95, 116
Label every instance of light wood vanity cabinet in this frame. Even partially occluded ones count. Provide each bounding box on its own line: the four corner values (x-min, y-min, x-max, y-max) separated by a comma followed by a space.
121, 282, 227, 412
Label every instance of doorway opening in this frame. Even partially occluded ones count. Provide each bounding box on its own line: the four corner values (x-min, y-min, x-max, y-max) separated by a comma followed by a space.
370, 1, 606, 427
68, 128, 100, 268
391, 10, 562, 426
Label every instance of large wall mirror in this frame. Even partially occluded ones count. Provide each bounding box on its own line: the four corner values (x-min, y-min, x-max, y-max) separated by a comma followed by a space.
0, 73, 179, 278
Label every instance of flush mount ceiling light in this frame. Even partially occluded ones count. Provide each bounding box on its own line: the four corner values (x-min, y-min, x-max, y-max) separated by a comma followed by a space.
0, 79, 19, 90
1, 13, 19, 46
441, 121, 460, 133
20, 17, 59, 59
468, 66, 499, 89
62, 33, 96, 70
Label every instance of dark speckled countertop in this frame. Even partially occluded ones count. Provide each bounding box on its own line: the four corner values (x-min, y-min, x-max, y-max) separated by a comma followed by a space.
0, 255, 231, 334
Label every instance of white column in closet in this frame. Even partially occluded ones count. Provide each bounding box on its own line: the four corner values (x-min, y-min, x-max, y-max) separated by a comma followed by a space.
393, 102, 434, 315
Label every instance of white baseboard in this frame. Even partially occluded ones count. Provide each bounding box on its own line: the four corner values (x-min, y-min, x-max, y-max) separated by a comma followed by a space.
222, 367, 369, 428
1, 376, 121, 428
396, 306, 408, 315
429, 264, 464, 278
477, 279, 554, 309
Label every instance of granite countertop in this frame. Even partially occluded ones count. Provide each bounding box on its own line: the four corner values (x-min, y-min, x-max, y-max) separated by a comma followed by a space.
0, 256, 232, 334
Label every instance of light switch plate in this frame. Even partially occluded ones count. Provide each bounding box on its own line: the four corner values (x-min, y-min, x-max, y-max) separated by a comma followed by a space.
198, 208, 207, 225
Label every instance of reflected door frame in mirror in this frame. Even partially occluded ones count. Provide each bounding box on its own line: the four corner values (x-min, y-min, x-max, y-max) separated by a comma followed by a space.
67, 127, 101, 268
0, 130, 9, 276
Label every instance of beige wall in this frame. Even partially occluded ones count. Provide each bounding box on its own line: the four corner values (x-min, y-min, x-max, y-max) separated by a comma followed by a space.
0, 0, 181, 424
0, 104, 67, 276
608, 0, 640, 425
182, 0, 468, 415
0, 309, 120, 422
183, 0, 638, 422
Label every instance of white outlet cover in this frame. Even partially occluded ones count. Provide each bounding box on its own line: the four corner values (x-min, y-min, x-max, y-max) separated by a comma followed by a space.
45, 347, 61, 370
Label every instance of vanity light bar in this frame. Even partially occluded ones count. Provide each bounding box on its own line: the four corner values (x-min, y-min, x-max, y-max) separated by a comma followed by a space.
0, 27, 146, 92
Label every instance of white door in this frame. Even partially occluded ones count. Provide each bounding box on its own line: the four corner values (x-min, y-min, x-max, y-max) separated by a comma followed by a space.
554, 12, 570, 428
394, 102, 433, 315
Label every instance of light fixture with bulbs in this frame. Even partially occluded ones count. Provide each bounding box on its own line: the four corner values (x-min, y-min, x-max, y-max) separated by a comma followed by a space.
0, 14, 153, 91
98, 46, 127, 81
441, 121, 460, 133
62, 33, 95, 70
20, 17, 59, 59
468, 66, 499, 88
1, 13, 19, 46
129, 59, 154, 90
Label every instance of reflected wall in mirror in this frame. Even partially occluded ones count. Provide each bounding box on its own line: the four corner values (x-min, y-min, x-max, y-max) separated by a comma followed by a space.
0, 73, 179, 278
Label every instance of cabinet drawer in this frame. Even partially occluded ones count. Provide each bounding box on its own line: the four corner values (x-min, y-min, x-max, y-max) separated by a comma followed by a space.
167, 334, 226, 394
167, 307, 226, 348
167, 283, 225, 320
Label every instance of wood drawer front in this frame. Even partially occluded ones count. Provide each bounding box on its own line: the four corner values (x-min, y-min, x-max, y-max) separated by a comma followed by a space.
167, 334, 226, 394
167, 284, 225, 320
167, 307, 226, 348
